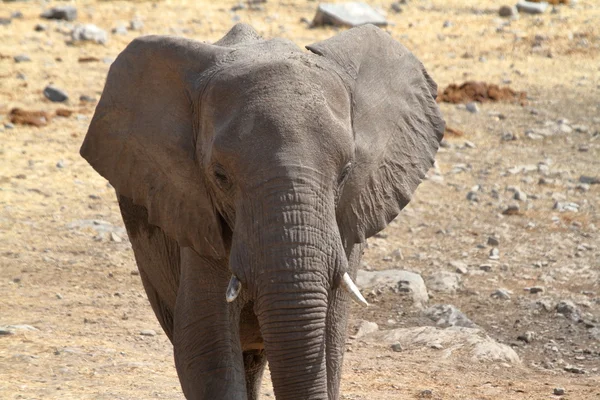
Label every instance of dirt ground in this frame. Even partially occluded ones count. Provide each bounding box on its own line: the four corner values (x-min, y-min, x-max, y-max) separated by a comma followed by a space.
1, 0, 599, 399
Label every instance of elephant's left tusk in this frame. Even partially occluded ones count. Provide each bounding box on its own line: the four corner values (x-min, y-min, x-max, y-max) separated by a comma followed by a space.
341, 272, 369, 307
226, 275, 242, 303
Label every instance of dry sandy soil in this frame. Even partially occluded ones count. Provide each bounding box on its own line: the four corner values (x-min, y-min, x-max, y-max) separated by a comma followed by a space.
1, 0, 599, 399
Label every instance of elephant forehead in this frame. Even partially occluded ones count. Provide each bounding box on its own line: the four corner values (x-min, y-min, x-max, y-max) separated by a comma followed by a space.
201, 55, 353, 159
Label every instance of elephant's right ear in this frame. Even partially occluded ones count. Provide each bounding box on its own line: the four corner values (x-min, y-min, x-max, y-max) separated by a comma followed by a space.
80, 35, 228, 257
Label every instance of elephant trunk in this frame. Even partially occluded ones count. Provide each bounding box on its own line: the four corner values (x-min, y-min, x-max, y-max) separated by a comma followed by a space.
232, 180, 343, 399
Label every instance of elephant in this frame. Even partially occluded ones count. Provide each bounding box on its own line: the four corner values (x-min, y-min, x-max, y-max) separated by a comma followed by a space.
80, 23, 444, 400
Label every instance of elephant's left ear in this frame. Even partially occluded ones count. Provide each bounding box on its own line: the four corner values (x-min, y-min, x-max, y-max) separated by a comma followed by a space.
307, 25, 445, 244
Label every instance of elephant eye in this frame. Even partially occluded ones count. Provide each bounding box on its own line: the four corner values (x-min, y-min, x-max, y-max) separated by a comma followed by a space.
338, 162, 352, 186
213, 166, 231, 190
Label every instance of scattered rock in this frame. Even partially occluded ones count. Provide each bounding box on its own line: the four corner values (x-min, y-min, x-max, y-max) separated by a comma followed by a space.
499, 5, 518, 17
556, 300, 580, 321
71, 24, 108, 45
553, 387, 565, 396
354, 320, 379, 339
517, 331, 536, 343
130, 19, 144, 31
112, 24, 128, 35
418, 389, 433, 398
110, 232, 123, 243
56, 160, 65, 169
491, 289, 512, 300
554, 201, 579, 212
426, 272, 461, 294
390, 2, 403, 13
563, 365, 585, 374
489, 247, 500, 260
357, 269, 429, 306
13, 54, 31, 63
466, 102, 479, 113
528, 286, 545, 294
0, 324, 39, 333
502, 204, 520, 215
365, 326, 519, 363
311, 2, 387, 28
579, 175, 599, 185
390, 343, 403, 352
43, 85, 69, 103
34, 24, 47, 32
479, 264, 493, 272
487, 236, 500, 246
437, 81, 527, 105
424, 304, 476, 328
41, 6, 77, 21
516, 1, 549, 14
449, 260, 468, 274
9, 108, 52, 127
140, 329, 157, 336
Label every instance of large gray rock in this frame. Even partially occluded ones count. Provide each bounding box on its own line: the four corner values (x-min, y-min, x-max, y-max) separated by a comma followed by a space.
424, 304, 477, 328
356, 269, 428, 306
426, 271, 461, 293
71, 24, 108, 45
41, 6, 77, 21
312, 2, 387, 27
365, 326, 520, 363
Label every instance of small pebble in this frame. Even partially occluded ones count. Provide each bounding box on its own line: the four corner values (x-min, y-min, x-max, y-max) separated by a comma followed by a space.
466, 102, 479, 113
391, 343, 402, 352
553, 387, 565, 396
140, 329, 157, 336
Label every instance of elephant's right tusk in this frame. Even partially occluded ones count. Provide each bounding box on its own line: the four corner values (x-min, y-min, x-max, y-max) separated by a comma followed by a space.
341, 272, 369, 307
226, 275, 242, 303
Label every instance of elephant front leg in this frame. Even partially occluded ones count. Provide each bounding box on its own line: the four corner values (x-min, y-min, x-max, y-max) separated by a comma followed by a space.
173, 249, 246, 400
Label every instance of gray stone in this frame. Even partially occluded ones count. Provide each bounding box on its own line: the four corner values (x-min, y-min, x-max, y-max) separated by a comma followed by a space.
489, 247, 500, 260
112, 24, 128, 35
424, 304, 476, 328
553, 388, 565, 396
43, 85, 69, 102
390, 2, 403, 13
390, 343, 403, 352
0, 324, 39, 333
34, 24, 47, 32
517, 331, 536, 343
140, 329, 156, 336
356, 269, 428, 306
426, 272, 461, 294
71, 24, 108, 45
529, 286, 545, 294
129, 19, 144, 31
80, 94, 97, 103
312, 2, 387, 28
579, 175, 600, 185
487, 236, 500, 246
110, 232, 123, 243
514, 189, 527, 201
516, 1, 548, 14
366, 326, 519, 363
354, 320, 379, 339
0, 18, 11, 26
41, 6, 77, 21
11, 11, 23, 19
563, 365, 585, 374
491, 289, 511, 300
499, 5, 518, 17
4, 122, 15, 129
556, 300, 580, 321
56, 160, 65, 168
14, 54, 31, 63
466, 102, 479, 113
449, 260, 468, 274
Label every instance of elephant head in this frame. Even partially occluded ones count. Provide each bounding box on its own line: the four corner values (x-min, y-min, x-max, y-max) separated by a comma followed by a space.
80, 23, 444, 399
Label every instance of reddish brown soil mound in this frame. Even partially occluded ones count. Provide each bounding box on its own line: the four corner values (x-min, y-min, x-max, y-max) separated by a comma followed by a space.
437, 81, 527, 105
9, 108, 52, 127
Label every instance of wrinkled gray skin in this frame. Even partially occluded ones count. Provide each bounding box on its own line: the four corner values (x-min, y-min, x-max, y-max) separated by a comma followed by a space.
80, 23, 444, 400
